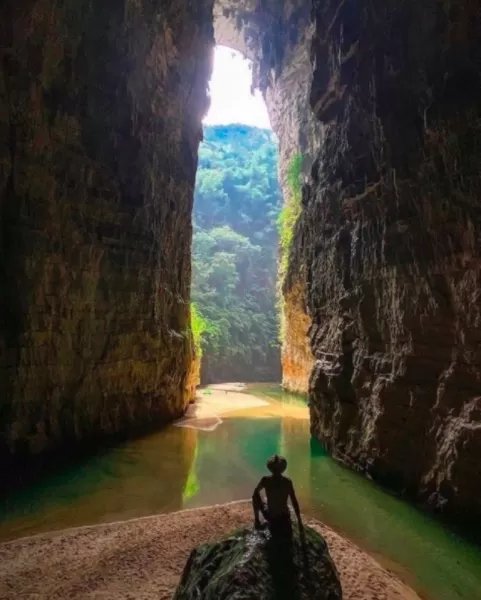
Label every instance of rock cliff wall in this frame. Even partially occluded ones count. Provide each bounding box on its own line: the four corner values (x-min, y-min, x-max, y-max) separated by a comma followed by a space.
0, 0, 213, 463
298, 0, 481, 530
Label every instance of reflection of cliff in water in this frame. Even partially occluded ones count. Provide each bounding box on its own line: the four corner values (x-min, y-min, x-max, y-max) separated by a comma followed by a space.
184, 417, 283, 508
0, 426, 197, 541
183, 415, 312, 510
279, 417, 311, 496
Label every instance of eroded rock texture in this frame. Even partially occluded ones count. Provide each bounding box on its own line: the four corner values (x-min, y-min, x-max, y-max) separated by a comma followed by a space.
0, 0, 213, 462
295, 0, 481, 529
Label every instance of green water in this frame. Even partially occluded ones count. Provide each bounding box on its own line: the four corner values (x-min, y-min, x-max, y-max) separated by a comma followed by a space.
1, 384, 481, 600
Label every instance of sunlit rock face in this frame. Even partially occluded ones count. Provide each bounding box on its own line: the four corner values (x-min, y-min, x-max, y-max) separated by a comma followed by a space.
0, 0, 213, 463
300, 0, 481, 530
281, 281, 313, 394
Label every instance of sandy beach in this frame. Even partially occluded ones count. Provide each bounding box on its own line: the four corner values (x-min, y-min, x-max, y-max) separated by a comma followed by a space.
175, 382, 308, 432
0, 500, 421, 600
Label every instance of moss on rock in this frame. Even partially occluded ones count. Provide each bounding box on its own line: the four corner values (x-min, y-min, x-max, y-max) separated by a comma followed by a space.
174, 524, 342, 600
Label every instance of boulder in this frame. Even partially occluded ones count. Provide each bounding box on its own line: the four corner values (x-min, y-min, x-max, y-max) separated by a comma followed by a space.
174, 524, 342, 600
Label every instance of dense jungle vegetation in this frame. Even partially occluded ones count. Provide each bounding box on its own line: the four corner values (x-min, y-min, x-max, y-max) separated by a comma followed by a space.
192, 125, 281, 382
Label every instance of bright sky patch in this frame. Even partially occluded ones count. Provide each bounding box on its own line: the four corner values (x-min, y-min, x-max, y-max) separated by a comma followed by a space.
204, 46, 271, 129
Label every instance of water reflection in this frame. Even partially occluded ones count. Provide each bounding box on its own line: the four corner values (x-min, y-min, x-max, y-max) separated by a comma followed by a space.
183, 417, 284, 509
1, 385, 481, 600
0, 426, 198, 539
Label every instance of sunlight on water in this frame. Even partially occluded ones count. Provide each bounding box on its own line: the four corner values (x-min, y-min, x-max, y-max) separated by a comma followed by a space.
1, 384, 481, 600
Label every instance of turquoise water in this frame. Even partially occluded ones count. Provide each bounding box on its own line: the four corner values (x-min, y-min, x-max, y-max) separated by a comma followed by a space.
1, 384, 481, 600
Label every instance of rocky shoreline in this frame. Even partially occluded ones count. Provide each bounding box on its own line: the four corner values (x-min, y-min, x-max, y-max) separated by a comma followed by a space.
0, 501, 421, 600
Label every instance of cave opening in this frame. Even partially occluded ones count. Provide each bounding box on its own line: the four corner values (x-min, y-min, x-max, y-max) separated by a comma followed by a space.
191, 45, 282, 385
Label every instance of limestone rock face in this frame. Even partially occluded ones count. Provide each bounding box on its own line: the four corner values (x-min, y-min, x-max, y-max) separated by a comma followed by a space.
296, 0, 481, 530
0, 0, 213, 461
174, 525, 342, 600
281, 280, 313, 394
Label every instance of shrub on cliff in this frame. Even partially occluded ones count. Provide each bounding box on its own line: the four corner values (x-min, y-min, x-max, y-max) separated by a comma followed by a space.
277, 152, 303, 281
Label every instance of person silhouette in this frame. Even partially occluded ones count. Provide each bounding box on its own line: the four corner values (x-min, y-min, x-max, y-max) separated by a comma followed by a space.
252, 454, 303, 537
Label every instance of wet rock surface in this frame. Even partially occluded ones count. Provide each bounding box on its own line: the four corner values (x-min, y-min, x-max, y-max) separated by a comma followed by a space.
295, 0, 481, 532
0, 0, 213, 463
174, 524, 342, 600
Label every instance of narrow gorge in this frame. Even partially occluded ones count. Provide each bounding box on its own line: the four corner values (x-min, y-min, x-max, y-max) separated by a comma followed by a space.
1, 0, 481, 543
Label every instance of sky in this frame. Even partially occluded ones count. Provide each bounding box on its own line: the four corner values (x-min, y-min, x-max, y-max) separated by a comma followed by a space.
203, 45, 271, 129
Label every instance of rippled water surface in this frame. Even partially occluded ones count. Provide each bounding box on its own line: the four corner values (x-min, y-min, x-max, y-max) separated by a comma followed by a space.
1, 384, 481, 600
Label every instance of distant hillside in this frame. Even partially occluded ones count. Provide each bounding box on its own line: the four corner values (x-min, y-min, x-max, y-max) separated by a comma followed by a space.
192, 124, 281, 383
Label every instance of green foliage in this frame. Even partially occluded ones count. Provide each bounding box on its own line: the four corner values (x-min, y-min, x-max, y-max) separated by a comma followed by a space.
190, 303, 215, 358
287, 153, 303, 199
277, 153, 302, 279
276, 153, 303, 343
192, 125, 281, 381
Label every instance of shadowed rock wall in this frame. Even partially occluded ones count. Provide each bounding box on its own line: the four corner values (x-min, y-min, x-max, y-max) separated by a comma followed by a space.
0, 0, 213, 462
298, 0, 481, 530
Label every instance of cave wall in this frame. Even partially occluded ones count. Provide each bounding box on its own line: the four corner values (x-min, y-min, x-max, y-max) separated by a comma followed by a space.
0, 0, 213, 462
298, 0, 481, 529
281, 280, 313, 393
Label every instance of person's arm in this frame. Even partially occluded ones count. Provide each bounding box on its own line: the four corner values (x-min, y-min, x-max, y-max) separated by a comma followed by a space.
252, 477, 267, 528
288, 479, 303, 528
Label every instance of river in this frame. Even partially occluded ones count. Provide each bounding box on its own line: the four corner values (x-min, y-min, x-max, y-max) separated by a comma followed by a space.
1, 383, 481, 600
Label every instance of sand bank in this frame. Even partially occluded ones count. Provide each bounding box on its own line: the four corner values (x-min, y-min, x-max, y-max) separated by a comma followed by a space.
0, 501, 421, 600
175, 382, 306, 431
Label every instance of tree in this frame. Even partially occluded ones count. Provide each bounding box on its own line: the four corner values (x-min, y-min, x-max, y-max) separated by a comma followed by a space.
192, 124, 281, 382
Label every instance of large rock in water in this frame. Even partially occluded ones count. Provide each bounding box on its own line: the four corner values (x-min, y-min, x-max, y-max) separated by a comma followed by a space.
174, 525, 342, 600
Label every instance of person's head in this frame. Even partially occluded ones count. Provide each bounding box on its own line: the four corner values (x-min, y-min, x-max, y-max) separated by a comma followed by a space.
267, 454, 287, 475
